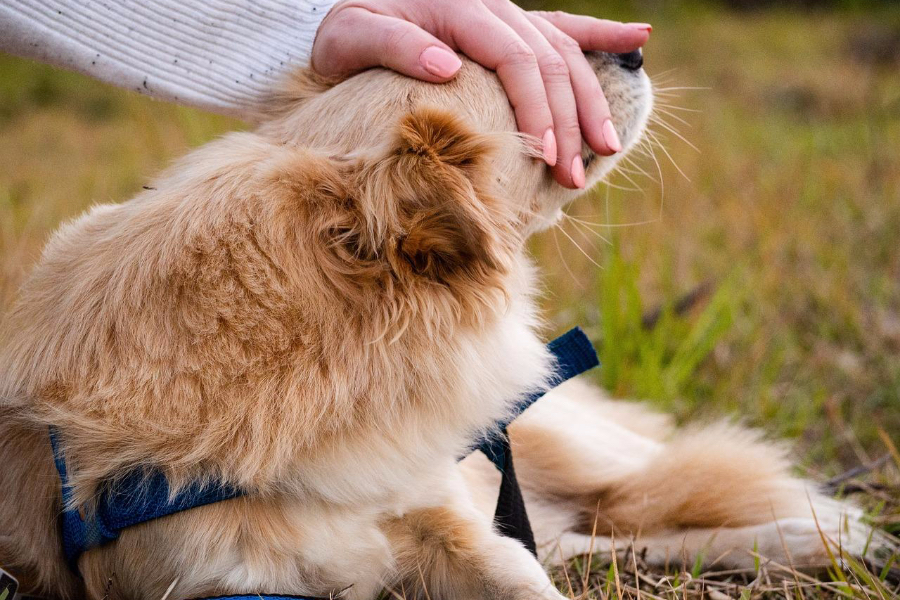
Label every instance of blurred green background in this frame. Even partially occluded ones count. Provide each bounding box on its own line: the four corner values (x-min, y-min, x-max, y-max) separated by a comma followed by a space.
1, 1, 899, 482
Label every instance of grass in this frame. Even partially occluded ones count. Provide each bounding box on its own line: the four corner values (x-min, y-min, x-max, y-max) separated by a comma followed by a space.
1, 2, 899, 598
550, 549, 900, 600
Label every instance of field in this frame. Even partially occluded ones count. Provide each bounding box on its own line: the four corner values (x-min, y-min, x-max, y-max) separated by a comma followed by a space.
1, 2, 899, 598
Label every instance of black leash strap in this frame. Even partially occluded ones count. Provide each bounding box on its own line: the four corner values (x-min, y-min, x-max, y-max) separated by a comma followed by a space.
491, 428, 537, 555
473, 328, 599, 555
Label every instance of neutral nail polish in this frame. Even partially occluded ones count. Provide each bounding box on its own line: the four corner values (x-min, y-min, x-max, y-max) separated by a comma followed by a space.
602, 119, 622, 153
419, 46, 462, 78
571, 156, 586, 189
542, 128, 557, 166
628, 23, 652, 32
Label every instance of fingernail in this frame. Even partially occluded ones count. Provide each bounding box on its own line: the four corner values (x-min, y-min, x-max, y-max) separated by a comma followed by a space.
628, 23, 652, 32
571, 156, 585, 189
419, 46, 462, 78
542, 128, 557, 166
602, 119, 622, 153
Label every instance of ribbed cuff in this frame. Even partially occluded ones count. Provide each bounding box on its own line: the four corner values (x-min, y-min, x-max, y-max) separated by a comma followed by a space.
0, 0, 336, 120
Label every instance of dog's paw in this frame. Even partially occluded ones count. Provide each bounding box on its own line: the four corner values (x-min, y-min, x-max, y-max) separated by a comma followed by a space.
749, 515, 897, 570
503, 582, 569, 600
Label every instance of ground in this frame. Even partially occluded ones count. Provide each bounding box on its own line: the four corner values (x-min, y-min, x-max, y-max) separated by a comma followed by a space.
0, 2, 898, 598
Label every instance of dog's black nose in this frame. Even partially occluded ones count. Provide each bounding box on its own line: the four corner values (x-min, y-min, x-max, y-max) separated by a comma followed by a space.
615, 50, 643, 71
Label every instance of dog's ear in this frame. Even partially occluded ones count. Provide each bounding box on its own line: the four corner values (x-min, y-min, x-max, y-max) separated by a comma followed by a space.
393, 108, 492, 172
367, 108, 513, 285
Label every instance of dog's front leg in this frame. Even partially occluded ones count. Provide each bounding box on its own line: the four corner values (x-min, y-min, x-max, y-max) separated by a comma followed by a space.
383, 502, 565, 600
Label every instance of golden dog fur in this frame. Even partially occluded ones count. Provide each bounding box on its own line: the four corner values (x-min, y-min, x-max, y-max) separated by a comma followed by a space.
0, 55, 890, 600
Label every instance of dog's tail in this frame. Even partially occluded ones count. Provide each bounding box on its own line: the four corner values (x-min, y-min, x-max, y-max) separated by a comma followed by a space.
498, 379, 895, 568
507, 380, 810, 531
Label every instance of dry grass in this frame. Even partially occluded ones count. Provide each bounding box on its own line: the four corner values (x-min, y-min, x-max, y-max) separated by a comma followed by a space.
1, 2, 899, 598
532, 4, 900, 466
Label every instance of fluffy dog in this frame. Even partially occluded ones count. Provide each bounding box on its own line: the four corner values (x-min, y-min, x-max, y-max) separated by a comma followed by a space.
0, 52, 889, 600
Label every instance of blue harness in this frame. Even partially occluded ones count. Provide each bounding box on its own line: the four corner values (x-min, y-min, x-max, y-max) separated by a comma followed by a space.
50, 328, 598, 599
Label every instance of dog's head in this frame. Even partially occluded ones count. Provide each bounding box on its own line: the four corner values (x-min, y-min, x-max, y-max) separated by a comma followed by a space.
257, 52, 652, 312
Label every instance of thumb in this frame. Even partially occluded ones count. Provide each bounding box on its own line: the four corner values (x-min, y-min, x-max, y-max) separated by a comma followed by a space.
312, 8, 462, 83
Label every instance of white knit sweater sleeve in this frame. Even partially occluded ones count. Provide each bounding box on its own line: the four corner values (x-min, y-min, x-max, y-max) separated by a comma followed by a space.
0, 0, 337, 120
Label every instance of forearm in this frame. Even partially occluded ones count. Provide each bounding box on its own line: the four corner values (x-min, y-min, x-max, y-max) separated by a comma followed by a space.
0, 0, 335, 120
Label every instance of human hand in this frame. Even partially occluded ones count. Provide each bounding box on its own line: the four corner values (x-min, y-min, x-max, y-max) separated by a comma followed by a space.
311, 0, 650, 189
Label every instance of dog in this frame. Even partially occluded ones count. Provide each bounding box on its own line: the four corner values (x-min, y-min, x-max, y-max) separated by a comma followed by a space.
0, 50, 890, 600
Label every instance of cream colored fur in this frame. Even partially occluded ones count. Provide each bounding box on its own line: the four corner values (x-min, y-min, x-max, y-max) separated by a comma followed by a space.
0, 54, 890, 600
462, 379, 890, 570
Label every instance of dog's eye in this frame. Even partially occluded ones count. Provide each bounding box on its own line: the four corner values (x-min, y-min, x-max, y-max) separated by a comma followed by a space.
582, 153, 595, 171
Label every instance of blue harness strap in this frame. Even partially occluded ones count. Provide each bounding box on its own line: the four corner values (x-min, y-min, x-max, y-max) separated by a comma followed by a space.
472, 327, 599, 470
50, 327, 598, 589
49, 432, 243, 570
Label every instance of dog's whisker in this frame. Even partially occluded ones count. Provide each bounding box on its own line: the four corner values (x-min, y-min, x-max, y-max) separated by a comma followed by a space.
651, 106, 693, 128
654, 102, 702, 114
553, 222, 603, 269
611, 161, 655, 180
551, 224, 583, 285
650, 116, 700, 153
650, 67, 679, 80
562, 212, 611, 247
646, 128, 690, 182
564, 214, 661, 229
607, 166, 648, 195
640, 132, 667, 219
600, 179, 644, 193
603, 174, 612, 235
653, 85, 711, 92
651, 91, 689, 101
564, 218, 609, 251
620, 154, 658, 182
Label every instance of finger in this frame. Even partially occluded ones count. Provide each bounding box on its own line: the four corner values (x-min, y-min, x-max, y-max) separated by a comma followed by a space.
312, 7, 462, 82
441, 5, 557, 168
531, 11, 651, 53
527, 14, 621, 159
484, 0, 583, 188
